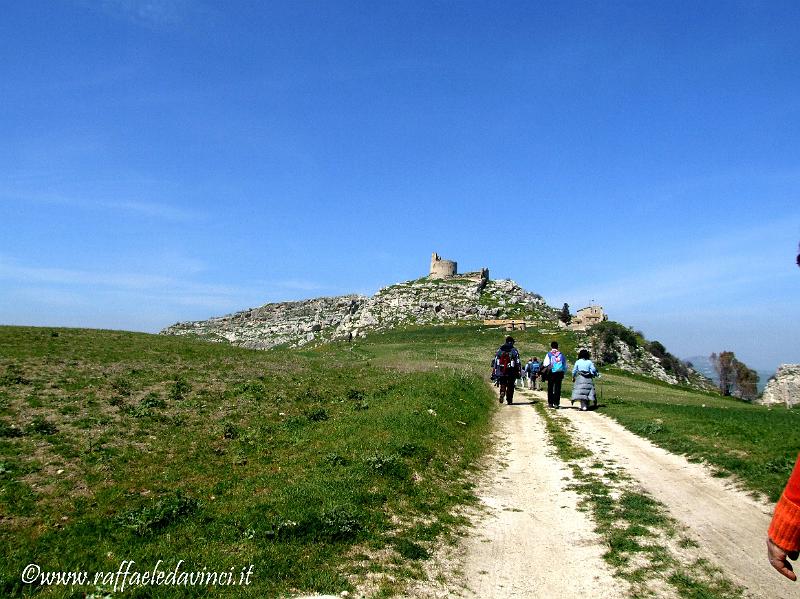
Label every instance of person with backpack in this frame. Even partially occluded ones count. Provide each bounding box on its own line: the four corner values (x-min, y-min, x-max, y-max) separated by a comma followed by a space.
542, 341, 568, 408
494, 336, 521, 405
571, 348, 599, 411
525, 357, 541, 390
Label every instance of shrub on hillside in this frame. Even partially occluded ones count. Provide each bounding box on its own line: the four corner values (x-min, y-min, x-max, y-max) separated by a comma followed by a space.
266, 506, 363, 542
392, 537, 430, 560
305, 407, 329, 422
364, 452, 409, 479
168, 378, 191, 401
648, 340, 689, 380
589, 321, 639, 350
602, 349, 619, 364
141, 392, 165, 408
115, 491, 199, 536
26, 416, 58, 435
0, 419, 24, 438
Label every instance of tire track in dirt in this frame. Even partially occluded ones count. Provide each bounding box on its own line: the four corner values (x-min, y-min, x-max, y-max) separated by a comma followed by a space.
556, 405, 797, 599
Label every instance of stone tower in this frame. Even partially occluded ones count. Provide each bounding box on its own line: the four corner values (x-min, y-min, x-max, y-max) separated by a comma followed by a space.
429, 252, 457, 279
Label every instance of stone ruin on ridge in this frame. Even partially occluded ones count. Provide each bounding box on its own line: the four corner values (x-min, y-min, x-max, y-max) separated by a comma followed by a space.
429, 252, 489, 284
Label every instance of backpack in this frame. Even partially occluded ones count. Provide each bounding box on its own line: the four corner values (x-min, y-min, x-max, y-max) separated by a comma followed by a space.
549, 351, 565, 373
496, 349, 517, 377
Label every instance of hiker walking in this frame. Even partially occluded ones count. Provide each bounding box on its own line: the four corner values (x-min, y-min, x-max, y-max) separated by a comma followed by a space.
571, 349, 599, 411
542, 341, 567, 408
525, 357, 541, 390
495, 336, 521, 405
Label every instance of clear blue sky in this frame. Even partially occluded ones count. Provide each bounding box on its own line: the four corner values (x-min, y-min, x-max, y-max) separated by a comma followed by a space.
2, 1, 798, 371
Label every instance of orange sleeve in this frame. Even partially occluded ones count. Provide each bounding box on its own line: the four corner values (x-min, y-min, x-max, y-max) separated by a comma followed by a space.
769, 454, 800, 552
785, 454, 800, 504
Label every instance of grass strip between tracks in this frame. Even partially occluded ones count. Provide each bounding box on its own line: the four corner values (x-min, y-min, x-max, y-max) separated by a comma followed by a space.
535, 402, 744, 599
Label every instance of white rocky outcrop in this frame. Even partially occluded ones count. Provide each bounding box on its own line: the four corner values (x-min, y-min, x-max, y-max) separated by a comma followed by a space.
161, 294, 368, 350
760, 364, 800, 408
581, 334, 714, 390
161, 278, 551, 349
612, 339, 679, 385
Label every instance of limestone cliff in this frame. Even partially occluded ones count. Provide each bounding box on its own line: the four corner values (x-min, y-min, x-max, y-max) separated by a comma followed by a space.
760, 364, 800, 408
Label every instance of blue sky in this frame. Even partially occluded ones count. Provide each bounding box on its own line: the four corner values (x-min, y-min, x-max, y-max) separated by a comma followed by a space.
2, 1, 798, 371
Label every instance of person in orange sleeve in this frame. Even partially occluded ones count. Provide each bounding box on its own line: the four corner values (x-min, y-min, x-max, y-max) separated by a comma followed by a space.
767, 248, 800, 580
767, 454, 800, 580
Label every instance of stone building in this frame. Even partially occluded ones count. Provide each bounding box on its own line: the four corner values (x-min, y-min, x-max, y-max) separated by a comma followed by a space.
570, 305, 607, 331
429, 253, 457, 279
428, 252, 489, 284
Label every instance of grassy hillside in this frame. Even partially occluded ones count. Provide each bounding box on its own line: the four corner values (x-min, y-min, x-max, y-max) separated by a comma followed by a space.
0, 326, 493, 598
1, 323, 797, 598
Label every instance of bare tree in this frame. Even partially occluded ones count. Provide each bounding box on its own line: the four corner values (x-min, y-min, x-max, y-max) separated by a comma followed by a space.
711, 351, 759, 400
711, 351, 736, 396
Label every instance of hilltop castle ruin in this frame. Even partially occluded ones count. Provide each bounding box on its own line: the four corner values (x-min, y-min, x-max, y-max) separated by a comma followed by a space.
429, 252, 489, 283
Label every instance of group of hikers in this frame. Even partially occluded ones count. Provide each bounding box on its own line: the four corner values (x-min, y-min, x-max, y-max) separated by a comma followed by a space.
491, 335, 599, 410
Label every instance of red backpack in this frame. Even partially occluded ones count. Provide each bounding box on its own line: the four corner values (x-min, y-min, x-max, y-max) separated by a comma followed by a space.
496, 349, 516, 376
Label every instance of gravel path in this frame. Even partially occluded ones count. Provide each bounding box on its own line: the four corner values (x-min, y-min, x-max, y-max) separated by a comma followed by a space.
458, 391, 625, 598
557, 404, 797, 599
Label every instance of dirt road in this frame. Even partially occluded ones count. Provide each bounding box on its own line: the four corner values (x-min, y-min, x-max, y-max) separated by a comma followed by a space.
557, 403, 798, 599
458, 392, 626, 598
452, 387, 797, 599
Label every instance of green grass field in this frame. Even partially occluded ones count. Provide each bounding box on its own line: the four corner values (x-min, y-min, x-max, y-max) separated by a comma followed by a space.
1, 323, 798, 597
594, 372, 800, 501
0, 326, 493, 597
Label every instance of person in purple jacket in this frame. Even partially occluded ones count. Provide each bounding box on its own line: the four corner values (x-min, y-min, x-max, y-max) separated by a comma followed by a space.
543, 341, 568, 409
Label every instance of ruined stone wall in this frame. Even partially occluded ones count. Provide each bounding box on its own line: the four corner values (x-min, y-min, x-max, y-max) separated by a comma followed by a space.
461, 268, 490, 284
